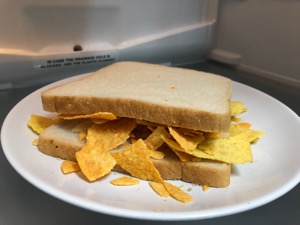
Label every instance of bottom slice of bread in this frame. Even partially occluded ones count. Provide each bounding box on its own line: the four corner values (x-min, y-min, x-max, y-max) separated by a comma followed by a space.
37, 121, 231, 188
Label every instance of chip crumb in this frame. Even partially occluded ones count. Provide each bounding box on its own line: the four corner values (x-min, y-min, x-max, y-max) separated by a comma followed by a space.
202, 185, 209, 192
230, 101, 247, 116
110, 176, 140, 186
32, 138, 39, 146
61, 160, 81, 174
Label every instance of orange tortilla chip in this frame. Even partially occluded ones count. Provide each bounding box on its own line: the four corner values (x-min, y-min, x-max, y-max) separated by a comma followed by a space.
76, 118, 136, 181
203, 132, 221, 139
231, 116, 242, 122
61, 160, 81, 174
160, 136, 194, 161
113, 139, 164, 183
27, 114, 55, 134
76, 141, 116, 181
144, 126, 169, 151
171, 149, 195, 162
110, 176, 140, 186
149, 182, 170, 197
176, 128, 203, 137
163, 181, 193, 203
160, 135, 195, 162
202, 185, 209, 192
148, 150, 165, 160
160, 135, 184, 152
237, 123, 252, 129
169, 127, 205, 150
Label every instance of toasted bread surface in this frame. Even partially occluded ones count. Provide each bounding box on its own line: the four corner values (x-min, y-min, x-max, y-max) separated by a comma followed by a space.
41, 62, 232, 132
37, 121, 231, 188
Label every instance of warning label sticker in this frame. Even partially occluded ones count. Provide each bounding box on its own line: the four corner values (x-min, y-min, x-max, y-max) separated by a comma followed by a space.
33, 50, 119, 69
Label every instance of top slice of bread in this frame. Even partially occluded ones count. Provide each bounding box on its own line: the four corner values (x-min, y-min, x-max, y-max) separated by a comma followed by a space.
41, 61, 232, 132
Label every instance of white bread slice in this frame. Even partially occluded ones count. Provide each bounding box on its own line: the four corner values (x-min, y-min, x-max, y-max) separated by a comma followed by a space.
37, 121, 231, 188
41, 62, 232, 133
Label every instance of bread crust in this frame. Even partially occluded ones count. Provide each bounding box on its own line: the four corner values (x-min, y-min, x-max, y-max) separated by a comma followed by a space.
42, 96, 231, 132
41, 61, 232, 133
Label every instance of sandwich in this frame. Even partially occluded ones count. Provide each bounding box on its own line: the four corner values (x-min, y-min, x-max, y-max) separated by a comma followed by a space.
29, 61, 263, 195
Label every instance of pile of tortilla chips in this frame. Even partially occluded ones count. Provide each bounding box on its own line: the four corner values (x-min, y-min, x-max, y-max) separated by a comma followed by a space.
28, 101, 264, 203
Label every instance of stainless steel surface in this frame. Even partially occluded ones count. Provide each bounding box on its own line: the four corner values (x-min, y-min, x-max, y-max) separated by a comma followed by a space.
0, 61, 299, 225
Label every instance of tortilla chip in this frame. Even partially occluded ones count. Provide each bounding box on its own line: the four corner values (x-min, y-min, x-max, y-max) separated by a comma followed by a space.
163, 181, 193, 203
147, 150, 165, 160
169, 127, 205, 151
32, 138, 39, 146
230, 123, 265, 143
76, 140, 116, 181
163, 129, 253, 164
171, 149, 195, 162
231, 116, 242, 122
61, 160, 81, 174
76, 118, 136, 181
110, 176, 140, 186
144, 126, 169, 151
202, 185, 209, 192
176, 128, 203, 137
203, 132, 222, 139
194, 135, 253, 164
149, 182, 169, 197
160, 135, 184, 152
237, 123, 252, 129
230, 101, 247, 116
27, 114, 55, 134
113, 139, 164, 183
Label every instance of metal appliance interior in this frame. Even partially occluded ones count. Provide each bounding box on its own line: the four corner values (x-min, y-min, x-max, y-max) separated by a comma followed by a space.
0, 1, 299, 224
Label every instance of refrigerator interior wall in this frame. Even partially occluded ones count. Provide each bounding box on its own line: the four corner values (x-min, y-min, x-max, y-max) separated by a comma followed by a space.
213, 0, 300, 89
0, 0, 218, 86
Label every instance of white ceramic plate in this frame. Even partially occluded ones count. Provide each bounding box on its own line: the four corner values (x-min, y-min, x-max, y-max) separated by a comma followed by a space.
1, 75, 300, 221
